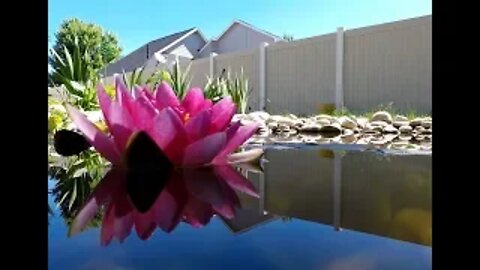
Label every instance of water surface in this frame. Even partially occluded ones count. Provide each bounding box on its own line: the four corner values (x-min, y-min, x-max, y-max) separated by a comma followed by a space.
49, 147, 431, 270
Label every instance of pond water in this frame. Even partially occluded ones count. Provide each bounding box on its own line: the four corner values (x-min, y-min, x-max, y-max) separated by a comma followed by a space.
48, 146, 431, 270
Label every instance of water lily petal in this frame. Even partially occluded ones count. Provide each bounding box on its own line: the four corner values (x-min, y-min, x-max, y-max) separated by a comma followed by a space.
185, 109, 211, 141
213, 180, 239, 219
214, 165, 259, 198
201, 99, 213, 111
183, 197, 213, 228
227, 148, 265, 165
69, 169, 123, 236
209, 97, 236, 133
153, 175, 187, 233
182, 132, 226, 166
114, 211, 133, 243
132, 86, 143, 99
226, 121, 241, 141
142, 87, 154, 101
66, 105, 120, 163
147, 107, 188, 164
130, 95, 157, 130
183, 168, 235, 218
182, 88, 205, 116
109, 102, 135, 152
112, 191, 134, 242
96, 84, 112, 126
155, 82, 180, 110
133, 210, 156, 240
115, 78, 134, 111
100, 203, 115, 246
211, 124, 259, 165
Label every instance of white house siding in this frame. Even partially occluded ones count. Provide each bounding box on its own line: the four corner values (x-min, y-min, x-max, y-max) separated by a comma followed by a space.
197, 41, 217, 58
164, 32, 206, 59
103, 46, 148, 76
216, 23, 279, 54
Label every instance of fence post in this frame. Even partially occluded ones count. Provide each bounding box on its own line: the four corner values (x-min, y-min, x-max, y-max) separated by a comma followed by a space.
259, 42, 268, 111
259, 172, 265, 215
209, 53, 217, 78
335, 27, 345, 110
333, 152, 343, 231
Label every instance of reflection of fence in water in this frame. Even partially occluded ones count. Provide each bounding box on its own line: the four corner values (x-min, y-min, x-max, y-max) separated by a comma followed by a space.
260, 148, 431, 246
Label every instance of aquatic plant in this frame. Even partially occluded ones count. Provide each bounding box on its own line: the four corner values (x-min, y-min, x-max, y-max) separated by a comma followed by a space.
64, 78, 262, 168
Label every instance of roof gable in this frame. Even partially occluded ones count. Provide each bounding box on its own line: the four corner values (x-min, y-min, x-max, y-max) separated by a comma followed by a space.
148, 27, 206, 56
215, 20, 283, 42
148, 27, 197, 50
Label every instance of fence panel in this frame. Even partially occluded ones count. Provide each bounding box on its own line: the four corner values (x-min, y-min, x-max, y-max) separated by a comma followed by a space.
344, 15, 432, 113
265, 34, 337, 115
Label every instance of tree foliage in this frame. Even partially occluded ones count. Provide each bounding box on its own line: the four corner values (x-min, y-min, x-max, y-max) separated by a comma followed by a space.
49, 18, 122, 84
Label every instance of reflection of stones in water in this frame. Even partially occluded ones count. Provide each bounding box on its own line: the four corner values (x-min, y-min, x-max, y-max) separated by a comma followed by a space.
398, 135, 413, 141
415, 126, 426, 133
370, 135, 392, 146
399, 125, 413, 134
389, 141, 409, 149
356, 137, 370, 145
421, 129, 432, 135
249, 127, 430, 151
413, 134, 425, 142
391, 208, 432, 246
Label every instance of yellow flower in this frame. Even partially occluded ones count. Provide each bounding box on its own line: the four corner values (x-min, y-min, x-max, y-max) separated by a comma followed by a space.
48, 114, 63, 132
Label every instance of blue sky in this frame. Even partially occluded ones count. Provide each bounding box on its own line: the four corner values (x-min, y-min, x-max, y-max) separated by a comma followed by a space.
48, 0, 431, 56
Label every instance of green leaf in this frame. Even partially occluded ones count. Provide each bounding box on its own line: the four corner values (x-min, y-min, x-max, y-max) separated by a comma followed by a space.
68, 180, 78, 211
58, 191, 70, 206
63, 45, 75, 79
72, 168, 87, 178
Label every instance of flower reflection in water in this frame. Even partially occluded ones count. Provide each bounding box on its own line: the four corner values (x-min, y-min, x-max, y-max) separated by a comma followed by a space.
69, 164, 259, 246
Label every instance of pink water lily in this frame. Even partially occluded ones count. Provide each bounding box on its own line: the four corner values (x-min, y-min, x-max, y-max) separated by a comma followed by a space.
66, 78, 262, 167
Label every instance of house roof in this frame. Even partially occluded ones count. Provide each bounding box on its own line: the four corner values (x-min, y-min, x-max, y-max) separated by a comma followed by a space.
214, 19, 284, 42
147, 27, 207, 55
115, 27, 206, 61
147, 27, 197, 49
196, 19, 285, 56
